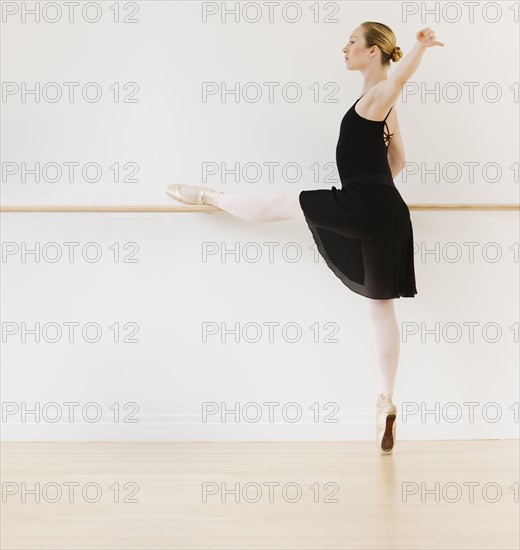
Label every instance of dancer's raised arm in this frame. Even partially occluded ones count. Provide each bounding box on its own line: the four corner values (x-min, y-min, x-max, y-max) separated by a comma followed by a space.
393, 27, 445, 85
374, 27, 445, 109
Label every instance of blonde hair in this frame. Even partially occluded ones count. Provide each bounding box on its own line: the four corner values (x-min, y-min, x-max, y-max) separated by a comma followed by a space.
360, 21, 403, 65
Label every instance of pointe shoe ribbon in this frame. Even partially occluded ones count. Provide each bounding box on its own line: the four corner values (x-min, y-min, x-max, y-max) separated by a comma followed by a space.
166, 184, 222, 208
375, 393, 397, 455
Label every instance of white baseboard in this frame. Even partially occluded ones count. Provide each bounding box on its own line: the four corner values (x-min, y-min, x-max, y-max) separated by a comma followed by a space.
1, 413, 518, 441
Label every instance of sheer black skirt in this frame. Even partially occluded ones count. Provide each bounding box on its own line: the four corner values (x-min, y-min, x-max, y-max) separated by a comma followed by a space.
299, 173, 417, 300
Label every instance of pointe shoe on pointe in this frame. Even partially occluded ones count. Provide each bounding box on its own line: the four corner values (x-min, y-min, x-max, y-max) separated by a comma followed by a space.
166, 184, 222, 208
375, 393, 397, 455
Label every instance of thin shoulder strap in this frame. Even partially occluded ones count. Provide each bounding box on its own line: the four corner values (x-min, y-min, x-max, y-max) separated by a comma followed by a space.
357, 93, 393, 120
383, 106, 393, 122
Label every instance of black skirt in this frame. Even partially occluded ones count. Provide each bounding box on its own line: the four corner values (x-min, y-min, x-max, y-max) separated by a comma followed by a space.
299, 173, 417, 300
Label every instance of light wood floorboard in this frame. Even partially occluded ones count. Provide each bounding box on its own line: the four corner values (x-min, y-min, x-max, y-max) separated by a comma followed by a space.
1, 440, 518, 549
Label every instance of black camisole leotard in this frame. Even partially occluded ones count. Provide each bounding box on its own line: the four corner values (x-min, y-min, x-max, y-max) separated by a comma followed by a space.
298, 93, 417, 299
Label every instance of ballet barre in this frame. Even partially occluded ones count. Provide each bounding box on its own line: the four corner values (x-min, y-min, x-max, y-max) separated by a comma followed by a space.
1, 204, 519, 212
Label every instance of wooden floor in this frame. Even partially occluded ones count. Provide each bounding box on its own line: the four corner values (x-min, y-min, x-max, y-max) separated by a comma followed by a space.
1, 440, 518, 549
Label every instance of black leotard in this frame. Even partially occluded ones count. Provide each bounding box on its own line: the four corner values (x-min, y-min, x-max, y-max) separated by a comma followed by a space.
298, 93, 417, 300
336, 93, 394, 180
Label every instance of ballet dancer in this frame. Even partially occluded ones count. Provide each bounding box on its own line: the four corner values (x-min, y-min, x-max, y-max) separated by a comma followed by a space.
166, 23, 444, 454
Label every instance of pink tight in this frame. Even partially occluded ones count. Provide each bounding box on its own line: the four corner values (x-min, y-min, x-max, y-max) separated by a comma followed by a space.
368, 298, 400, 396
216, 191, 305, 223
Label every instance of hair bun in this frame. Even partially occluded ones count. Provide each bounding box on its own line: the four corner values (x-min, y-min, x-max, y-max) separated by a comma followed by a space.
391, 46, 402, 62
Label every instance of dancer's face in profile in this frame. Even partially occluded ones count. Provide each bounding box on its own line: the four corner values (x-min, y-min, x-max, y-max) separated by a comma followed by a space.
343, 27, 367, 70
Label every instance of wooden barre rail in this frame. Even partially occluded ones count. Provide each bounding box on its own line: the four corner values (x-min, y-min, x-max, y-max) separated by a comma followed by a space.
1, 204, 519, 212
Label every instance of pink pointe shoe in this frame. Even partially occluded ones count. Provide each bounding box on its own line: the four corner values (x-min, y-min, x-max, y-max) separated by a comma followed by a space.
166, 184, 222, 208
375, 393, 397, 455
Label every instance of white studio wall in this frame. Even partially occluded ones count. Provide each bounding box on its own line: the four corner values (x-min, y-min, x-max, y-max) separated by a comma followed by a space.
1, 1, 519, 441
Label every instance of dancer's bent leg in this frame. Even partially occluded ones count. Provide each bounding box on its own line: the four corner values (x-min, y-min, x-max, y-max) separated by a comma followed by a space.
367, 298, 400, 397
216, 191, 305, 223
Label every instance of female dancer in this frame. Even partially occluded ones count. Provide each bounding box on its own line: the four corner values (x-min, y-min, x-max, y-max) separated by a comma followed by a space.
166, 23, 444, 454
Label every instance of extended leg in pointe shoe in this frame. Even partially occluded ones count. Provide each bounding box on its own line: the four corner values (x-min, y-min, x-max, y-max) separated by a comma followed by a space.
166, 184, 222, 208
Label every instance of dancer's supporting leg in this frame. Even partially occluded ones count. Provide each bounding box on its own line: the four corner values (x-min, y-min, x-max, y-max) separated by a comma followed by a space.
215, 191, 305, 223
367, 298, 400, 397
